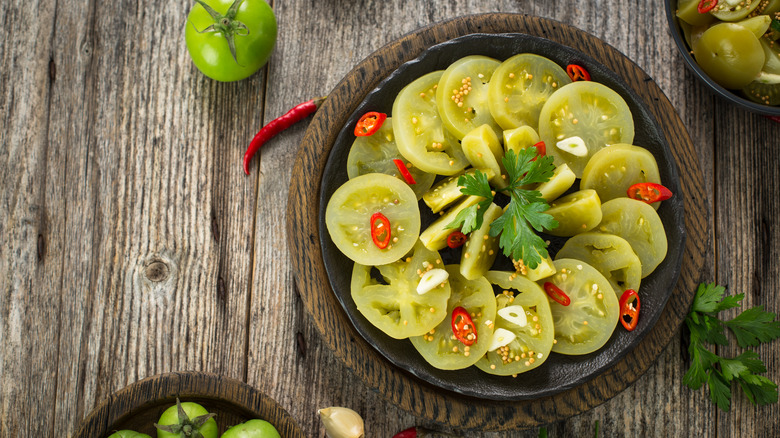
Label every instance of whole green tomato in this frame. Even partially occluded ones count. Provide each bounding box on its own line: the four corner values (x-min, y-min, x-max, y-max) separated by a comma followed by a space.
221, 419, 281, 438
185, 0, 277, 82
107, 431, 152, 438
155, 400, 218, 438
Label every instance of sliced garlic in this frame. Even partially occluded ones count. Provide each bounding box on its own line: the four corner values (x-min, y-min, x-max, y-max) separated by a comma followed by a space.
556, 136, 588, 157
488, 328, 517, 351
417, 268, 449, 295
497, 305, 527, 327
318, 407, 365, 438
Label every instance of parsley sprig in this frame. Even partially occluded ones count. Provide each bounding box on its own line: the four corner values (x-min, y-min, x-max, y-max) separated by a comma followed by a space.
684, 282, 780, 411
446, 147, 558, 269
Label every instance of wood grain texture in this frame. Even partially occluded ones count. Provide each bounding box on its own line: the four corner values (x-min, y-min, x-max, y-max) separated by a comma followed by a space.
288, 12, 708, 432
0, 0, 777, 436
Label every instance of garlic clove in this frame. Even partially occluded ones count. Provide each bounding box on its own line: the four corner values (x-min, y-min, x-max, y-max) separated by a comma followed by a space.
497, 305, 527, 327
318, 407, 365, 438
417, 268, 449, 295
556, 136, 588, 157
487, 328, 517, 351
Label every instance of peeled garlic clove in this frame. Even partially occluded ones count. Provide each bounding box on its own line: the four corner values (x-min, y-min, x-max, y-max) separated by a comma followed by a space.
497, 305, 527, 327
556, 136, 588, 157
487, 328, 517, 351
417, 268, 449, 295
318, 407, 365, 438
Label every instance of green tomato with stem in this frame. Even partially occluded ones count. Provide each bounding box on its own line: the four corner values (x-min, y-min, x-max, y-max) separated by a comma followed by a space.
155, 399, 218, 438
185, 0, 277, 82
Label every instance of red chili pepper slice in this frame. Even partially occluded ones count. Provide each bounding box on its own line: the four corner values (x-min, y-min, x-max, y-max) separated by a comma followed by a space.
392, 159, 417, 185
243, 97, 326, 175
354, 111, 387, 136
451, 306, 477, 346
619, 289, 641, 331
627, 182, 673, 204
697, 0, 717, 13
446, 231, 467, 248
566, 64, 591, 82
533, 141, 546, 157
543, 282, 571, 306
370, 212, 391, 249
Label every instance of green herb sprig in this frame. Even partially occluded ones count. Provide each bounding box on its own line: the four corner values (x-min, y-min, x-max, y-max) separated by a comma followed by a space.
684, 282, 780, 411
446, 147, 558, 269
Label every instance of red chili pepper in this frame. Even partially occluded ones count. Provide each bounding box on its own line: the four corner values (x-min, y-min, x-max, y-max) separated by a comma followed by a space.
393, 427, 456, 438
370, 212, 391, 249
392, 159, 417, 184
533, 141, 546, 157
627, 182, 673, 204
354, 111, 387, 136
451, 306, 477, 346
446, 231, 467, 249
566, 64, 591, 82
544, 282, 571, 306
619, 289, 640, 331
243, 97, 326, 175
697, 0, 718, 13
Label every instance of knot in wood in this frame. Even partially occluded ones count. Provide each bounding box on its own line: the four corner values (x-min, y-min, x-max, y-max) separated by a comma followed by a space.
144, 260, 170, 283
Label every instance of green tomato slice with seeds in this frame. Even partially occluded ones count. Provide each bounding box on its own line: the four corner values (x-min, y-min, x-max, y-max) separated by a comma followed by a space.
393, 71, 468, 175
436, 55, 503, 140
410, 265, 496, 370
546, 259, 619, 355
544, 189, 603, 237
580, 143, 662, 210
488, 53, 572, 131
347, 117, 435, 200
475, 271, 554, 376
539, 81, 635, 178
555, 232, 642, 294
325, 173, 420, 266
351, 242, 450, 339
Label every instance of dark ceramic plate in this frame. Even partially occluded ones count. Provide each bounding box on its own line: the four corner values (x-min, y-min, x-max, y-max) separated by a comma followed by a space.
318, 33, 685, 400
664, 0, 780, 116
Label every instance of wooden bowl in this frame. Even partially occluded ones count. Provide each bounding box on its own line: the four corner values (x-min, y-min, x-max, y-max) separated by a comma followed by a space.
73, 371, 306, 438
288, 13, 707, 430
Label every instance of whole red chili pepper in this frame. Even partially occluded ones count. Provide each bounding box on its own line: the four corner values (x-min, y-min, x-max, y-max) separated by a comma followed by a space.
619, 289, 640, 331
566, 64, 591, 82
697, 0, 717, 14
393, 426, 460, 438
243, 97, 326, 175
627, 182, 673, 204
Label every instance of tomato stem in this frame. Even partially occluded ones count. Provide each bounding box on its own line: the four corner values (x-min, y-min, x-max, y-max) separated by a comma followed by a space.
190, 0, 250, 65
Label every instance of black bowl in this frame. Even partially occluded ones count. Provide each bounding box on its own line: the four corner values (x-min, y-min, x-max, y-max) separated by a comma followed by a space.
665, 0, 780, 116
318, 33, 686, 400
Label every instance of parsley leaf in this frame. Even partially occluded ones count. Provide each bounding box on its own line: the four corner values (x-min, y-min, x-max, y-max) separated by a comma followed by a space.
684, 282, 780, 411
771, 18, 780, 32
445, 170, 494, 234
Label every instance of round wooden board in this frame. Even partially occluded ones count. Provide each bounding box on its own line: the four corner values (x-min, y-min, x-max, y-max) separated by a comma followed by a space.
73, 371, 306, 437
287, 13, 707, 431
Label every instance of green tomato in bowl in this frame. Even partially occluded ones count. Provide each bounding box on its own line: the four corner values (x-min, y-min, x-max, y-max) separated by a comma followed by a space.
221, 419, 281, 438
692, 22, 765, 90
185, 0, 277, 82
107, 431, 152, 438
155, 400, 218, 438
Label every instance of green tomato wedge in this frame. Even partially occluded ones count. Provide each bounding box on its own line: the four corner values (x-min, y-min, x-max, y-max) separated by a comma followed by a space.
580, 143, 662, 209
475, 271, 555, 376
393, 71, 468, 175
410, 265, 496, 370
461, 124, 507, 189
420, 195, 483, 251
460, 203, 502, 280
544, 189, 603, 237
539, 81, 635, 178
351, 242, 450, 339
346, 117, 435, 200
423, 168, 491, 214
436, 55, 503, 140
488, 53, 571, 131
325, 173, 421, 266
503, 125, 541, 155
545, 259, 619, 355
597, 198, 668, 278
555, 232, 642, 294
535, 163, 576, 203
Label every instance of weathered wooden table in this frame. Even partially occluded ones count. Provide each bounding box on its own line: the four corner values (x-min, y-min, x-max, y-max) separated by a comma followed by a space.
2, 0, 778, 436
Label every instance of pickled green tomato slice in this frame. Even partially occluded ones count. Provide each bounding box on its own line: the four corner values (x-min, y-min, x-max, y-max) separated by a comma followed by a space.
546, 259, 619, 355
580, 143, 662, 209
536, 163, 576, 202
393, 71, 468, 175
460, 203, 502, 280
488, 53, 572, 131
539, 81, 635, 178
461, 124, 507, 189
436, 56, 503, 140
476, 271, 554, 376
346, 117, 435, 200
351, 242, 450, 339
555, 232, 642, 294
420, 195, 482, 251
710, 0, 762, 21
325, 173, 421, 265
598, 198, 668, 278
544, 189, 602, 237
410, 265, 496, 370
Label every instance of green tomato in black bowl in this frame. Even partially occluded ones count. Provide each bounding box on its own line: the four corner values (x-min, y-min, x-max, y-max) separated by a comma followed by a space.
185, 0, 277, 82
221, 419, 281, 438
